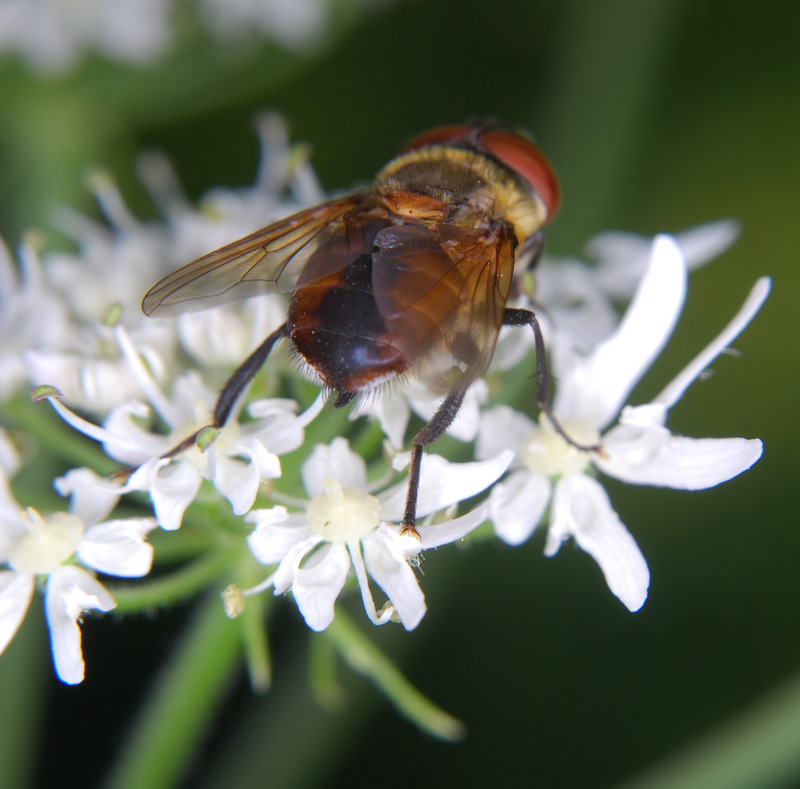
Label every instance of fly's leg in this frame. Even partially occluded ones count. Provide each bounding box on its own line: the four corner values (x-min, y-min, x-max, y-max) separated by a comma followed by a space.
503, 307, 600, 452
401, 386, 467, 538
159, 323, 288, 460
212, 323, 288, 427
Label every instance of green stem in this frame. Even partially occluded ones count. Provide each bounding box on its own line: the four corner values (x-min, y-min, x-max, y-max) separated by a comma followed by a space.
0, 604, 48, 789
109, 544, 241, 613
239, 590, 272, 693
325, 610, 465, 742
102, 594, 243, 789
2, 397, 117, 474
616, 670, 800, 789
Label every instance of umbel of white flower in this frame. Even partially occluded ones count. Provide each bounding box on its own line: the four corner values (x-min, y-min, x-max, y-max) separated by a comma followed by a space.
245, 438, 513, 631
0, 111, 768, 684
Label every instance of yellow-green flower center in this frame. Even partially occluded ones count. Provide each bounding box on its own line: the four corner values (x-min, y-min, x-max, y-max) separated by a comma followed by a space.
306, 479, 382, 543
519, 418, 599, 476
8, 508, 84, 574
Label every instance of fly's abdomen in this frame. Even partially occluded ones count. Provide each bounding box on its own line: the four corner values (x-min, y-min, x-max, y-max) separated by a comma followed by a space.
287, 255, 408, 393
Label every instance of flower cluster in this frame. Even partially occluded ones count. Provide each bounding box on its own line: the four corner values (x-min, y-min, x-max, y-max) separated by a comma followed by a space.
0, 117, 767, 686
0, 0, 380, 74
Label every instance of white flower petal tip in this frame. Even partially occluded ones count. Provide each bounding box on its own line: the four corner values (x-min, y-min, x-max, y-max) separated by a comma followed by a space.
416, 502, 490, 551
0, 572, 35, 656
599, 428, 764, 490
46, 567, 116, 685
547, 475, 649, 613
674, 218, 741, 269
554, 235, 687, 431
655, 276, 771, 410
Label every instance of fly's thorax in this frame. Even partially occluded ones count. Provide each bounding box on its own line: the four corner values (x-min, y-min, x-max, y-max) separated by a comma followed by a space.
376, 145, 548, 243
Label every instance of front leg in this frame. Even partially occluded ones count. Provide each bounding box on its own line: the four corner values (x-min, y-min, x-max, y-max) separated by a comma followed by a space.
156, 323, 288, 462
503, 307, 600, 452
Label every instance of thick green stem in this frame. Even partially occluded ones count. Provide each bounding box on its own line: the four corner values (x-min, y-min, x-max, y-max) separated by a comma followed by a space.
617, 670, 800, 789
102, 594, 243, 789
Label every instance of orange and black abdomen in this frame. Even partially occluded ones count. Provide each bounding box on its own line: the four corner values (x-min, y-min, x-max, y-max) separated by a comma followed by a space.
288, 253, 409, 393
287, 210, 411, 394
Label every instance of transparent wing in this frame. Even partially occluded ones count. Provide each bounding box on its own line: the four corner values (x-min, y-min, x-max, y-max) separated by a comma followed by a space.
142, 195, 365, 317
372, 222, 516, 393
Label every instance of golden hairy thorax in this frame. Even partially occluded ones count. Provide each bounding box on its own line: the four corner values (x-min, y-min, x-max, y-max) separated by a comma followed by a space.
375, 145, 547, 243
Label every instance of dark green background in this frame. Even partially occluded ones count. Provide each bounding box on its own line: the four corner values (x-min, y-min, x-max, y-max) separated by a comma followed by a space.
1, 1, 797, 787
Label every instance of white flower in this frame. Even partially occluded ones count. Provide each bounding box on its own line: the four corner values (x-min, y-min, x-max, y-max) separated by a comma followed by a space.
43, 325, 317, 530
0, 0, 171, 73
245, 437, 513, 631
0, 238, 73, 403
0, 467, 155, 684
586, 218, 742, 301
198, 0, 329, 50
477, 235, 768, 612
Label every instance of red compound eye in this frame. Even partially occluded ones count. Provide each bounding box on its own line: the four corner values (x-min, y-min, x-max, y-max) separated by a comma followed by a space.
480, 129, 561, 221
402, 124, 477, 152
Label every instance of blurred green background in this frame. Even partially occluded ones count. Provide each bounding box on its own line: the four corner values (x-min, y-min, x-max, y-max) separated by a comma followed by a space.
1, 0, 798, 787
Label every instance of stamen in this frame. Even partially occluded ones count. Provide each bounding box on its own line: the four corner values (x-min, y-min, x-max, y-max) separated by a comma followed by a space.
347, 540, 394, 626
43, 393, 155, 454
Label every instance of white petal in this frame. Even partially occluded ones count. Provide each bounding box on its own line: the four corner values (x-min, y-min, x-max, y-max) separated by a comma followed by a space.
23, 349, 143, 415
229, 435, 282, 478
379, 450, 514, 521
488, 468, 552, 546
586, 231, 654, 299
214, 456, 260, 516
589, 220, 739, 301
599, 420, 763, 489
246, 508, 312, 565
554, 235, 687, 431
533, 259, 619, 351
45, 567, 116, 684
301, 438, 367, 496
101, 400, 168, 464
114, 325, 185, 428
547, 475, 649, 612
291, 542, 351, 631
55, 467, 121, 526
363, 532, 426, 630
0, 480, 25, 557
78, 519, 155, 577
0, 428, 20, 477
245, 398, 307, 455
417, 502, 490, 550
272, 534, 321, 592
150, 462, 203, 531
674, 219, 741, 271
654, 277, 771, 410
475, 405, 535, 462
0, 571, 34, 656
369, 390, 411, 449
